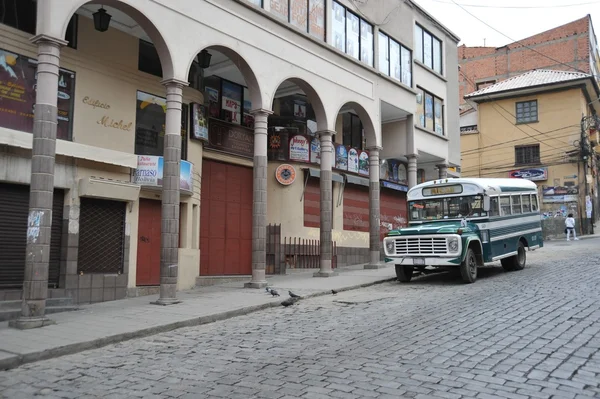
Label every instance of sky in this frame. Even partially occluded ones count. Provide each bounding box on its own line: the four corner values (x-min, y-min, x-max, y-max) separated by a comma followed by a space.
412, 0, 600, 47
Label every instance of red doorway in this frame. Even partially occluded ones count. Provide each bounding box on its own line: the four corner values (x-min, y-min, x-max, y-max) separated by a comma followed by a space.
200, 160, 253, 276
136, 199, 161, 286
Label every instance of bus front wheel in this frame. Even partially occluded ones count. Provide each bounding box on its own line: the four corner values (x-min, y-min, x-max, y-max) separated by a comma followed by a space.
396, 265, 413, 283
501, 241, 526, 271
460, 248, 478, 284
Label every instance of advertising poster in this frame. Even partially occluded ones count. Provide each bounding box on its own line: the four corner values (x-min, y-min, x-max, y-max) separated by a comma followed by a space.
348, 148, 359, 173
542, 185, 579, 203
191, 103, 208, 141
221, 80, 241, 124
132, 155, 193, 191
0, 48, 75, 140
310, 137, 321, 164
289, 134, 310, 162
509, 167, 548, 181
358, 151, 369, 176
335, 144, 348, 171
293, 101, 306, 119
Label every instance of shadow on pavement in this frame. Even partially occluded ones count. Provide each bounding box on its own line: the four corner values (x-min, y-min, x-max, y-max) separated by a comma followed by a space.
392, 265, 507, 286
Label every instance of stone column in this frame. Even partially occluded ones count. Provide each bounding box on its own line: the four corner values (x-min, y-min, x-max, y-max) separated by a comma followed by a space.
152, 79, 187, 306
365, 147, 385, 269
437, 163, 448, 179
10, 35, 67, 330
407, 154, 419, 189
314, 130, 338, 277
245, 109, 272, 288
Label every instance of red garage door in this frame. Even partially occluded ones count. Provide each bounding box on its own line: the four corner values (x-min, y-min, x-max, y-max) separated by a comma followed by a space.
200, 160, 253, 276
380, 188, 408, 241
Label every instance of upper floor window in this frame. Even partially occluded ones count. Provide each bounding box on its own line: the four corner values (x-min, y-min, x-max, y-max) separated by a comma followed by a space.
476, 80, 496, 91
331, 1, 373, 67
515, 144, 540, 165
378, 32, 412, 86
256, 0, 325, 41
415, 24, 442, 75
416, 88, 444, 136
516, 100, 538, 124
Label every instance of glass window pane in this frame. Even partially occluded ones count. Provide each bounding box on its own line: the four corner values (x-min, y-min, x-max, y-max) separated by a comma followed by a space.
423, 31, 432, 68
522, 195, 531, 213
342, 113, 352, 147
425, 93, 434, 131
401, 46, 411, 86
270, 0, 289, 20
390, 40, 401, 81
531, 194, 539, 211
416, 89, 425, 128
346, 12, 360, 60
290, 0, 308, 30
247, 0, 262, 6
414, 25, 423, 62
351, 114, 361, 148
360, 20, 373, 67
511, 195, 522, 214
332, 1, 345, 52
309, 0, 325, 40
434, 98, 443, 135
433, 37, 442, 73
500, 196, 511, 216
378, 32, 389, 75
490, 197, 499, 217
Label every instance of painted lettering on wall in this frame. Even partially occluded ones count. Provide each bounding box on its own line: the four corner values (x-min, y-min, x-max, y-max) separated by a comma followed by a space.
82, 96, 111, 110
97, 116, 133, 131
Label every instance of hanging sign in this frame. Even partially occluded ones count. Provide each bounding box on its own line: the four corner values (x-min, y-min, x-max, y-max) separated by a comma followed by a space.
335, 144, 348, 170
358, 151, 369, 176
289, 134, 310, 162
310, 137, 321, 164
348, 148, 359, 173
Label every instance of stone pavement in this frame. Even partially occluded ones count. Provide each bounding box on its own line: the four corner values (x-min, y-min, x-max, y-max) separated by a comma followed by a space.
0, 264, 396, 371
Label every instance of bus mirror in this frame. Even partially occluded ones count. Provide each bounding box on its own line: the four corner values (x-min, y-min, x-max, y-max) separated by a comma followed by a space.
483, 196, 490, 212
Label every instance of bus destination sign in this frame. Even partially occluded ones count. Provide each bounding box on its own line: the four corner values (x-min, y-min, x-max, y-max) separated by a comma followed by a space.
422, 185, 463, 196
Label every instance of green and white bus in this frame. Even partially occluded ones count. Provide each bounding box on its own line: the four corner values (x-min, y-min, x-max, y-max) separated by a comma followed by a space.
383, 178, 543, 284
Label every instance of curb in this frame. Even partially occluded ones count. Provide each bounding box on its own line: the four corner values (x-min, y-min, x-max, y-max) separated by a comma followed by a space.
0, 276, 397, 371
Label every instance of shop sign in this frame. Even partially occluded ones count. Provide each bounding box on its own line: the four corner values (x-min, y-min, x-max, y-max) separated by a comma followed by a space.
358, 151, 369, 176
509, 167, 548, 181
205, 118, 254, 159
132, 155, 193, 192
191, 103, 208, 141
289, 134, 310, 162
335, 144, 348, 171
0, 47, 75, 140
275, 164, 296, 185
348, 148, 359, 173
310, 137, 320, 164
382, 181, 408, 192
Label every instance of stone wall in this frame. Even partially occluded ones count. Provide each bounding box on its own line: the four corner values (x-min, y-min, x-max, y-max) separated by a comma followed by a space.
542, 217, 583, 240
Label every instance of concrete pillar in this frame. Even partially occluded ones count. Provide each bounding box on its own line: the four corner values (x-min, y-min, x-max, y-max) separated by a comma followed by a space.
314, 130, 338, 277
437, 163, 448, 179
245, 109, 273, 288
10, 35, 67, 330
152, 79, 187, 306
365, 147, 385, 269
408, 154, 419, 189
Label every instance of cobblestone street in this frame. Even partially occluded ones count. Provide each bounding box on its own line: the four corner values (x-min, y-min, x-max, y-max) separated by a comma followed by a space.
1, 239, 600, 399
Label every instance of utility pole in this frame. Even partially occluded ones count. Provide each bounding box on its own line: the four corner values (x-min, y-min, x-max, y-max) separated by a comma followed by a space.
580, 115, 598, 234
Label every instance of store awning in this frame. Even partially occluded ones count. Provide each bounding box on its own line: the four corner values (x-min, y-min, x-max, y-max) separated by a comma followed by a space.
304, 168, 344, 183
381, 180, 409, 192
345, 174, 370, 187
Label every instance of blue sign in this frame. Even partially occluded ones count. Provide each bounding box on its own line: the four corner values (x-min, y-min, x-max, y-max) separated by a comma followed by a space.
382, 181, 408, 192
509, 167, 547, 181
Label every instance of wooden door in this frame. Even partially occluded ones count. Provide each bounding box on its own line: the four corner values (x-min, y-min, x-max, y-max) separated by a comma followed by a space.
136, 199, 162, 286
200, 160, 253, 276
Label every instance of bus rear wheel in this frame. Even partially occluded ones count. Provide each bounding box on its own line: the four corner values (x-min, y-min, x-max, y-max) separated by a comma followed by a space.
460, 248, 478, 284
501, 241, 526, 271
396, 265, 413, 283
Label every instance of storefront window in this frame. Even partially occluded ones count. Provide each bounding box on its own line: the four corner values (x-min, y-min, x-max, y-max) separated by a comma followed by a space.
0, 47, 75, 140
134, 91, 188, 160
331, 1, 373, 67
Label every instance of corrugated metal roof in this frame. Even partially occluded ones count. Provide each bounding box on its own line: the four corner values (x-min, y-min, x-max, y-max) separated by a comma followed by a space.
465, 69, 591, 98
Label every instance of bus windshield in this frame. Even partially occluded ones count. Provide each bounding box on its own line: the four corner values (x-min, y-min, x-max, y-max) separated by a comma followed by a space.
409, 195, 487, 222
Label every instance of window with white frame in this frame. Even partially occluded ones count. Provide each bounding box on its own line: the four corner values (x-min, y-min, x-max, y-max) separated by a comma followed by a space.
378, 32, 412, 86
415, 24, 443, 74
331, 1, 373, 67
249, 0, 325, 41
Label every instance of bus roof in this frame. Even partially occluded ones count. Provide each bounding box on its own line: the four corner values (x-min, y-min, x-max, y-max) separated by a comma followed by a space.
407, 177, 538, 198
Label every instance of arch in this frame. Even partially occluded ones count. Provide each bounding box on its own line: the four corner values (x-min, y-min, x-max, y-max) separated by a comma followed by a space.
333, 100, 379, 148
56, 0, 176, 79
269, 77, 329, 132
184, 45, 264, 112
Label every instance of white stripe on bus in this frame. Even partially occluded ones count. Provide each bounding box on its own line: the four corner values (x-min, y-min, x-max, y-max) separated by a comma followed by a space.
490, 228, 542, 242
476, 215, 540, 230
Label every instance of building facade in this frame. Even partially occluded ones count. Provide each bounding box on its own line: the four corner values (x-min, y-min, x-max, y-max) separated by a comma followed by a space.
461, 70, 600, 236
458, 15, 600, 111
0, 0, 459, 323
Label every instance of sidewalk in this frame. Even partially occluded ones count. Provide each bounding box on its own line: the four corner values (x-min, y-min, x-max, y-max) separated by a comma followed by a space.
0, 264, 396, 371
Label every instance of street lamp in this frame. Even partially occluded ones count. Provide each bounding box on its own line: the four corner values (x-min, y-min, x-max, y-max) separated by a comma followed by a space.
93, 7, 112, 32
198, 50, 212, 69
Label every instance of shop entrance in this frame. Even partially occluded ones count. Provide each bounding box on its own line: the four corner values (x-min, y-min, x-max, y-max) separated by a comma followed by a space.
200, 160, 253, 275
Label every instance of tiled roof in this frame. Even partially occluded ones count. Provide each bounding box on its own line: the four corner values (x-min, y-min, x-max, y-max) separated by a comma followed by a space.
465, 69, 591, 98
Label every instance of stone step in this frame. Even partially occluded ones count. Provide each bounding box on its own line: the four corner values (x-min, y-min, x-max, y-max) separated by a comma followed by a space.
0, 297, 74, 311
0, 305, 79, 322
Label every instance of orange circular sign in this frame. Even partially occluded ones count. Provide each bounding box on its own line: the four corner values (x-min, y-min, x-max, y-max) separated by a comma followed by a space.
275, 164, 296, 185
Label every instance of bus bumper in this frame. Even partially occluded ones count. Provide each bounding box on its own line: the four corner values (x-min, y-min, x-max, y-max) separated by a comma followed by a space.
385, 256, 462, 266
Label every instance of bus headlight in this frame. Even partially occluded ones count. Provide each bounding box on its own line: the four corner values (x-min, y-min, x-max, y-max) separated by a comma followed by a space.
385, 239, 395, 255
448, 237, 459, 253
481, 230, 489, 243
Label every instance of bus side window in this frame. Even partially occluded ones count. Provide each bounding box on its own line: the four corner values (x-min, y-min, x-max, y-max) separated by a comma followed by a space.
500, 196, 511, 216
522, 194, 531, 213
511, 195, 522, 214
489, 197, 499, 216
531, 194, 539, 211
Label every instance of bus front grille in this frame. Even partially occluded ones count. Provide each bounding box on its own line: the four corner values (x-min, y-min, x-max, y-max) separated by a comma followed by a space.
394, 237, 448, 255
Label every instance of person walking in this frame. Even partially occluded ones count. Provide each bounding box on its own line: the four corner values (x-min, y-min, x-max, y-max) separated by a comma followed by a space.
565, 213, 579, 241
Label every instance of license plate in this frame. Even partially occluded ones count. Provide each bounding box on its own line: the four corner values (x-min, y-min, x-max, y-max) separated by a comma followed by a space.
413, 258, 425, 265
